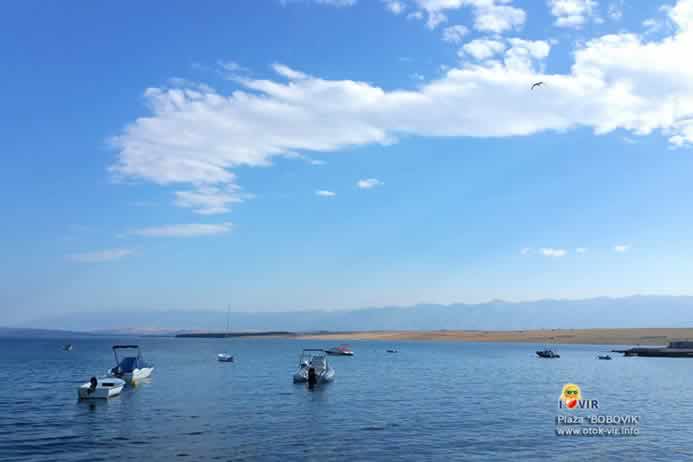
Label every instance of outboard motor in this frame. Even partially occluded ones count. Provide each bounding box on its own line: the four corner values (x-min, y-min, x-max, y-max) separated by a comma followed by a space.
308, 367, 317, 387
88, 376, 98, 394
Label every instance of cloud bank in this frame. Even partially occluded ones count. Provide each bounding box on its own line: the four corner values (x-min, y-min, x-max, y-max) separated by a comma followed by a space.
111, 0, 693, 216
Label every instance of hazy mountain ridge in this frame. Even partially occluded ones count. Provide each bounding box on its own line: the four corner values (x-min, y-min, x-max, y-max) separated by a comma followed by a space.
12, 295, 693, 333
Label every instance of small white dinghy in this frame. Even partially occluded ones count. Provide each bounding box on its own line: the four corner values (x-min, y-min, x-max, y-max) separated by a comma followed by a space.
78, 377, 125, 400
217, 353, 234, 362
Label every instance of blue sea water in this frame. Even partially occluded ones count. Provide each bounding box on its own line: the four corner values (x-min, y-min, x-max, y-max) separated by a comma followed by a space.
0, 336, 691, 461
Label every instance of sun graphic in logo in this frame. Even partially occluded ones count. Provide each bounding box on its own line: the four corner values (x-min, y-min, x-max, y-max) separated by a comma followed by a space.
560, 384, 582, 409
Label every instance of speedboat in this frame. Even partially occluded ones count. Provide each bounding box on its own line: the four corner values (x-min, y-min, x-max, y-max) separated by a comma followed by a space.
293, 349, 335, 385
108, 345, 154, 384
78, 376, 125, 400
598, 355, 612, 360
64, 344, 73, 352
217, 353, 234, 362
325, 344, 354, 356
536, 349, 560, 358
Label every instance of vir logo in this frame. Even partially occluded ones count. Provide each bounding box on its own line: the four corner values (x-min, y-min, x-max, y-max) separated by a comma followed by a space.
559, 384, 599, 410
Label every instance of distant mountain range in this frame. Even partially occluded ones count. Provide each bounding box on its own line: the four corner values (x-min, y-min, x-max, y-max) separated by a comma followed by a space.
8, 295, 693, 334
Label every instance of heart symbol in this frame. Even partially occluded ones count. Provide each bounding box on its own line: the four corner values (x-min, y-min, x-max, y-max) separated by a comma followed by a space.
566, 399, 577, 409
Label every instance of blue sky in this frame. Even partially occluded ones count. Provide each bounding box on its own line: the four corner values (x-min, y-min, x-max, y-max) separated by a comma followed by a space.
2, 0, 693, 324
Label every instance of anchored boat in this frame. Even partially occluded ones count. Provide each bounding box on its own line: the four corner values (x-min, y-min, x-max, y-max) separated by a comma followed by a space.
536, 349, 560, 358
293, 349, 335, 385
78, 376, 125, 400
325, 344, 354, 356
217, 353, 234, 362
108, 345, 154, 384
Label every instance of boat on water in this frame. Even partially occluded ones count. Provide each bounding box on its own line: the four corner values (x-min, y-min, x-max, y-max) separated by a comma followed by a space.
64, 344, 73, 352
293, 349, 335, 385
325, 344, 354, 356
613, 341, 693, 358
386, 349, 398, 353
598, 355, 612, 360
217, 305, 234, 362
77, 377, 125, 400
108, 345, 154, 384
536, 349, 560, 358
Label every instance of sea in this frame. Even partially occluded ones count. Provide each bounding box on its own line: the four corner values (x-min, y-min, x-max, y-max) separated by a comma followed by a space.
0, 336, 691, 461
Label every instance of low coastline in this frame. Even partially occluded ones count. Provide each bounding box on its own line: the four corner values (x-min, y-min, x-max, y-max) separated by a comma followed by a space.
296, 327, 693, 345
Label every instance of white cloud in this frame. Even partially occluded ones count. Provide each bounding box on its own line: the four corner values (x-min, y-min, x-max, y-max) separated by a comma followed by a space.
411, 0, 525, 32
576, 247, 587, 253
383, 0, 406, 14
130, 223, 233, 237
112, 0, 693, 212
548, 0, 598, 29
316, 190, 336, 197
608, 1, 623, 21
357, 178, 383, 189
461, 38, 507, 60
68, 248, 134, 263
173, 185, 247, 215
520, 247, 531, 255
442, 25, 469, 44
614, 244, 630, 253
541, 248, 567, 257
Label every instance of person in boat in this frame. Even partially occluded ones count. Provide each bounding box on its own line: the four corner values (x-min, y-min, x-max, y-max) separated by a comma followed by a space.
88, 376, 98, 394
308, 367, 317, 388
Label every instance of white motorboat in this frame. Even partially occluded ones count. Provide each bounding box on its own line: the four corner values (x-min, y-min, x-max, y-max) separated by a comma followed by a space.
108, 345, 154, 384
217, 353, 234, 362
325, 344, 354, 356
78, 377, 125, 400
293, 349, 335, 385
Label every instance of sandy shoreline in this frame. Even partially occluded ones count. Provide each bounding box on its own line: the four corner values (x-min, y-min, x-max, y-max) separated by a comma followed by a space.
297, 328, 693, 345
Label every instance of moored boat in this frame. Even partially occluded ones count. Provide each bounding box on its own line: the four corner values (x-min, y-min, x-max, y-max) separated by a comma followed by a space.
325, 344, 354, 356
536, 349, 560, 358
108, 345, 154, 384
293, 349, 335, 385
78, 376, 125, 399
217, 353, 234, 362
598, 355, 612, 360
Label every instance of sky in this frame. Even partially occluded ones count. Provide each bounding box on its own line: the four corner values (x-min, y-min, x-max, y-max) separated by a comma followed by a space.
2, 0, 693, 325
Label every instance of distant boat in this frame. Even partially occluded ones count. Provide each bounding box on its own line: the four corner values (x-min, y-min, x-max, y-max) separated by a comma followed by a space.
386, 349, 398, 353
325, 344, 354, 356
218, 305, 234, 362
597, 355, 612, 360
293, 349, 335, 385
108, 345, 154, 384
536, 349, 560, 358
64, 344, 73, 352
78, 377, 125, 400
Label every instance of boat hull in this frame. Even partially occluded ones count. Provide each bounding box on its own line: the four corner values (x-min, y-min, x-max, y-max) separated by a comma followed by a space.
217, 354, 234, 362
111, 367, 154, 384
78, 378, 125, 399
293, 367, 335, 384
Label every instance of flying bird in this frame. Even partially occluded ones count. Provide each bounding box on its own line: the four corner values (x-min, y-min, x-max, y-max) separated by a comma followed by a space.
531, 81, 544, 90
